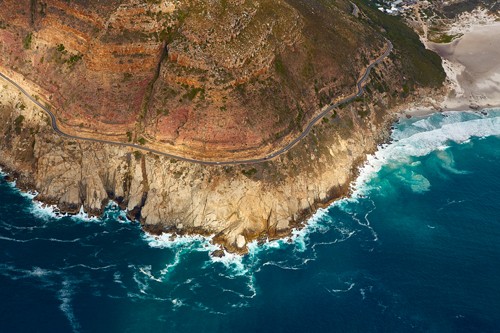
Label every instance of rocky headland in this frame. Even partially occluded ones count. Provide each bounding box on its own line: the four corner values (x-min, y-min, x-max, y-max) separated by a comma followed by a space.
0, 0, 446, 254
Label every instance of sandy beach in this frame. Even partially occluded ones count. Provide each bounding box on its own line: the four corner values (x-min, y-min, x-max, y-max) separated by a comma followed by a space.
403, 18, 500, 118
429, 22, 500, 108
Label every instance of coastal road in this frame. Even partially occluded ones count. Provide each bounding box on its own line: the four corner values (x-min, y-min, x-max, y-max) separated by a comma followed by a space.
0, 40, 392, 166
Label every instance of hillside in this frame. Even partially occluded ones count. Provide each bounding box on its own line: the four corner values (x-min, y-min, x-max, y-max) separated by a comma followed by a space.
0, 0, 443, 159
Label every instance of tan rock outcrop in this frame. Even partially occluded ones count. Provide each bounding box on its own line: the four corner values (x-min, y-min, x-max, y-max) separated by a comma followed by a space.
0, 76, 397, 253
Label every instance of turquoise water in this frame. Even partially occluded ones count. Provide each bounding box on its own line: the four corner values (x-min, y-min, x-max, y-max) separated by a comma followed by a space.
0, 110, 499, 332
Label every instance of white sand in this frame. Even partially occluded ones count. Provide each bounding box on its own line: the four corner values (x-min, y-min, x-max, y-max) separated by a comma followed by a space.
426, 22, 500, 111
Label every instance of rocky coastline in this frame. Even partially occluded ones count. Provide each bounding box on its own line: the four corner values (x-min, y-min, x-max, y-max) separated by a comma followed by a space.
0, 66, 436, 254
0, 0, 449, 255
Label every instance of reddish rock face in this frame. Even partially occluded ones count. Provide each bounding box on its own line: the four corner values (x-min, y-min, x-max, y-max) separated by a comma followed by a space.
0, 0, 383, 158
0, 0, 167, 134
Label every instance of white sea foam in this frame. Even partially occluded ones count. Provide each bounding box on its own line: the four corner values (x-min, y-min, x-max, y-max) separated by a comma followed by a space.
143, 229, 255, 276
131, 268, 149, 294
0, 264, 58, 291
103, 201, 131, 223
0, 179, 64, 220
0, 263, 83, 333
0, 235, 81, 243
0, 262, 79, 332
30, 267, 51, 277
352, 112, 500, 198
58, 279, 81, 333
360, 288, 366, 300
286, 207, 331, 253
63, 264, 116, 271
210, 250, 248, 275
139, 265, 162, 283
342, 200, 379, 242
171, 298, 185, 309
325, 282, 356, 295
142, 231, 249, 274
30, 201, 68, 220
246, 239, 281, 255
113, 271, 124, 286
71, 206, 100, 222
218, 273, 257, 299
246, 203, 360, 272
260, 260, 304, 271
240, 205, 335, 273
143, 232, 210, 249
159, 251, 183, 278
0, 235, 30, 243
19, 189, 38, 199
22, 192, 125, 224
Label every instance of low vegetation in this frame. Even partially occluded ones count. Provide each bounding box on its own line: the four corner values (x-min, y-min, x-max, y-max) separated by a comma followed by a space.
356, 0, 446, 87
14, 115, 25, 134
429, 33, 463, 44
241, 168, 258, 178
23, 33, 33, 49
54, 43, 83, 67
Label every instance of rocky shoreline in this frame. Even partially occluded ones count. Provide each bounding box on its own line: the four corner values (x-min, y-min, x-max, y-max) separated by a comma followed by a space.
0, 65, 406, 255
0, 0, 451, 255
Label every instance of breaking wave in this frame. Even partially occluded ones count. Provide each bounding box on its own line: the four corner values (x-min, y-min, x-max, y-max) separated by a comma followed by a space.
352, 110, 500, 198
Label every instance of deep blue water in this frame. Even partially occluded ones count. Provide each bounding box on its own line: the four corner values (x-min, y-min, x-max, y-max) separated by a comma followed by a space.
0, 110, 499, 333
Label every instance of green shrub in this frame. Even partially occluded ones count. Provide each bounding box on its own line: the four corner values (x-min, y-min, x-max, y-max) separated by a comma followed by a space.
23, 33, 33, 49
56, 44, 66, 53
241, 168, 258, 177
133, 151, 142, 160
14, 115, 25, 134
67, 54, 83, 65
183, 87, 204, 101
123, 73, 133, 82
274, 55, 286, 76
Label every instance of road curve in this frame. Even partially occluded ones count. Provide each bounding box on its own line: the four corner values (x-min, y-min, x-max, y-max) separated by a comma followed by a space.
0, 40, 392, 166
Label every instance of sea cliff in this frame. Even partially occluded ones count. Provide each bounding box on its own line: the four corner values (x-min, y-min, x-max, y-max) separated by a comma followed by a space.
0, 0, 446, 254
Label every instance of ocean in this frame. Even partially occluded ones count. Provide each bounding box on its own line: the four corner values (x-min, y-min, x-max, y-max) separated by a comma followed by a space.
0, 109, 499, 333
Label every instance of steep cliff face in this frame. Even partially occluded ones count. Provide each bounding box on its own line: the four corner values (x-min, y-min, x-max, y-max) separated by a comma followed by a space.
0, 0, 445, 253
0, 0, 387, 159
0, 80, 381, 254
0, 52, 436, 253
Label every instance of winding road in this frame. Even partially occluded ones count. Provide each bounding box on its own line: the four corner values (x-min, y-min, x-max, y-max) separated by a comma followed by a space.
0, 40, 392, 166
